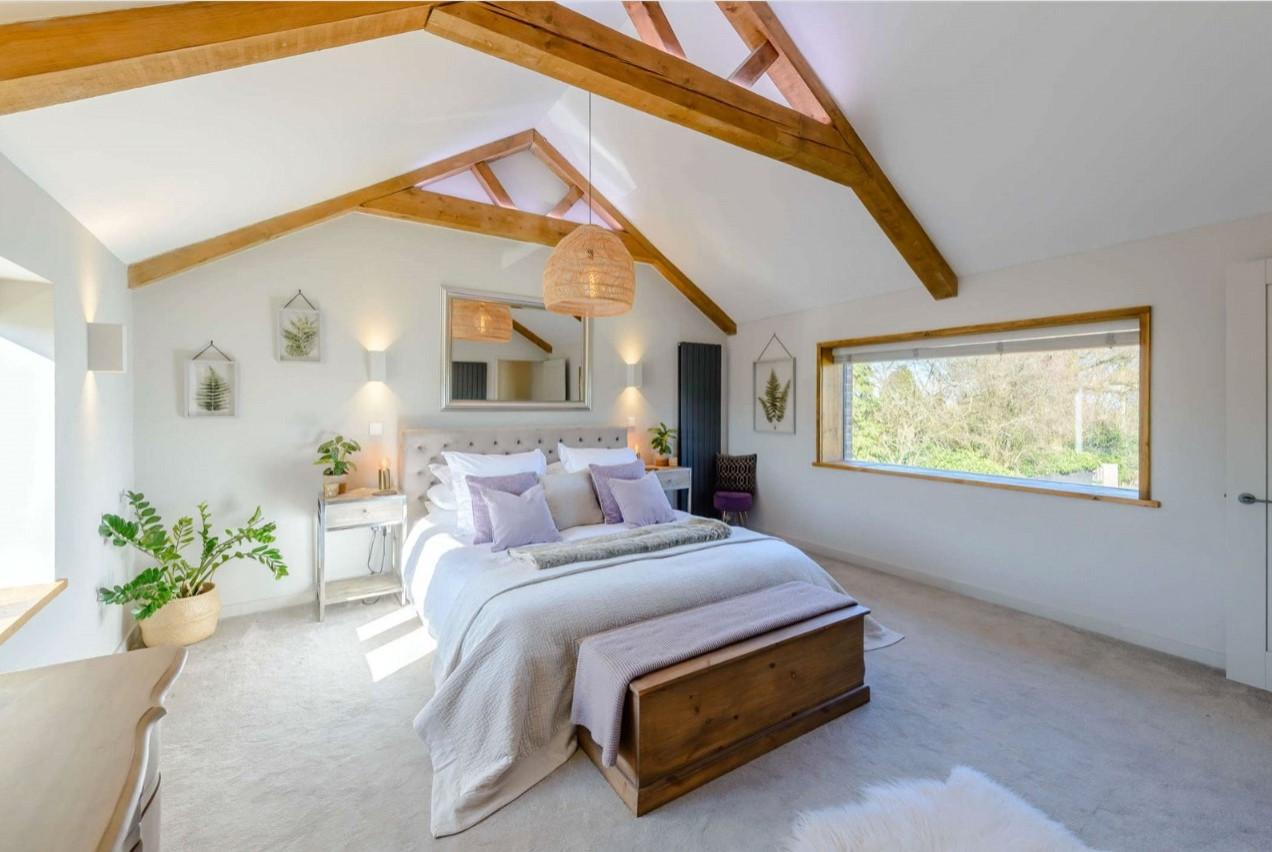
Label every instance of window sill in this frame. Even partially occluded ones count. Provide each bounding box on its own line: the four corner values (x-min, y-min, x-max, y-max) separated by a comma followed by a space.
811, 461, 1160, 508
0, 579, 68, 645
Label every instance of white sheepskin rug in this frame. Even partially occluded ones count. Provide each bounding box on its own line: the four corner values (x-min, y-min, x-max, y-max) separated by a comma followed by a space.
786, 767, 1105, 852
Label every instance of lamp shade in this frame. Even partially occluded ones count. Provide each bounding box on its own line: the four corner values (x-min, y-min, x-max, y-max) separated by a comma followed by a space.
626, 362, 642, 389
451, 299, 512, 343
543, 225, 635, 317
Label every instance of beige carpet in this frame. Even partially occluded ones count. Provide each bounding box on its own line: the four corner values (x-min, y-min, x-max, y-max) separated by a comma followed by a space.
162, 558, 1272, 851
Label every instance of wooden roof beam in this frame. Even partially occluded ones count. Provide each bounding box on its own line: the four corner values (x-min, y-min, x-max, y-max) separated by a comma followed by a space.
728, 40, 779, 88
471, 161, 517, 209
0, 2, 438, 115
512, 320, 552, 353
424, 2, 955, 300
528, 131, 736, 335
547, 186, 584, 218
359, 187, 657, 263
621, 2, 685, 59
128, 130, 532, 287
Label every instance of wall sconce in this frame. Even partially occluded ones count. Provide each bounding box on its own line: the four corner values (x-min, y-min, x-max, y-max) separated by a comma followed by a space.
366, 349, 386, 383
86, 322, 125, 372
626, 362, 643, 389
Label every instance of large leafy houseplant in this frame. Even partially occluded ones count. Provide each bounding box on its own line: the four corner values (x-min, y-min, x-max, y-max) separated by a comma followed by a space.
98, 491, 287, 621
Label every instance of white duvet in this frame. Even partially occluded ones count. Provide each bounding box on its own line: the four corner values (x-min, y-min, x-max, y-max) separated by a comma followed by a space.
402, 514, 847, 837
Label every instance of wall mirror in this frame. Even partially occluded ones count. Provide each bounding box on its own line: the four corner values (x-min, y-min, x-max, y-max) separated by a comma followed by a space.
442, 286, 591, 410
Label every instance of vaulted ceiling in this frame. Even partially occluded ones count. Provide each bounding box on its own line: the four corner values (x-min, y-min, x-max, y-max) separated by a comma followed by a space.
1, 1, 1271, 327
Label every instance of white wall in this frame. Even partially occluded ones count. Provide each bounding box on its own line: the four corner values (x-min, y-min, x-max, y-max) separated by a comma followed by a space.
0, 153, 134, 673
728, 212, 1272, 668
132, 213, 725, 615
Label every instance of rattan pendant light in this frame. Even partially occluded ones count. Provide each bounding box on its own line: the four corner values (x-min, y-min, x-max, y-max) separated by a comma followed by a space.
543, 94, 635, 317
451, 298, 513, 343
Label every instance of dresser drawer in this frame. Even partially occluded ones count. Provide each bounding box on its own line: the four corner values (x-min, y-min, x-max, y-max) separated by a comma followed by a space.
654, 468, 691, 490
325, 497, 404, 530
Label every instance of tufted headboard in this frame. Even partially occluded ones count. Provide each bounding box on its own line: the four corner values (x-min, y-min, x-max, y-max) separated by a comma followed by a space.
399, 426, 629, 522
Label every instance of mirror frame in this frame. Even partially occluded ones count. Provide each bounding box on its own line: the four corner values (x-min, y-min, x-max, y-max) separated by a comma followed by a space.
441, 285, 592, 411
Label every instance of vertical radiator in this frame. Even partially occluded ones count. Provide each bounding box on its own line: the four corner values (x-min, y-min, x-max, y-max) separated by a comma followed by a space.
678, 342, 722, 516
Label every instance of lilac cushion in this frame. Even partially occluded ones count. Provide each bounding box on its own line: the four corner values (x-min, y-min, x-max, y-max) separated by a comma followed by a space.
610, 473, 676, 526
467, 471, 540, 544
589, 460, 647, 524
481, 484, 563, 552
713, 491, 754, 513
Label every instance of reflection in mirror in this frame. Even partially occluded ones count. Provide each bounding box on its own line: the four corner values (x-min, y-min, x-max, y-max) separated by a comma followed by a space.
443, 287, 590, 410
0, 258, 55, 587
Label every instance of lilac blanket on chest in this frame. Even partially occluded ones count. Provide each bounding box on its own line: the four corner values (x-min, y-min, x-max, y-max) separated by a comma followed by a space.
571, 580, 856, 766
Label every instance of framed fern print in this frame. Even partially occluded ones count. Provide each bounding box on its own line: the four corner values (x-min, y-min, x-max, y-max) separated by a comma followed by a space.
277, 292, 322, 363
185, 354, 238, 418
754, 334, 795, 434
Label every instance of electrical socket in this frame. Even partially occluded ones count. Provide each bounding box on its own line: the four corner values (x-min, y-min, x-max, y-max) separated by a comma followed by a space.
369, 422, 383, 437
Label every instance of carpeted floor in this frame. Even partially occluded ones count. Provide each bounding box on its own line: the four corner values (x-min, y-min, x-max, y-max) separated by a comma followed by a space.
162, 557, 1272, 851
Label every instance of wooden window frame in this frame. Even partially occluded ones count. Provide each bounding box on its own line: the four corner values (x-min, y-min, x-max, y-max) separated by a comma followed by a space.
814, 306, 1158, 508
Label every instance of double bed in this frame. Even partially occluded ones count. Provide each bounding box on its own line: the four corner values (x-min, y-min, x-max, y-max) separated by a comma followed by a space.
397, 427, 890, 837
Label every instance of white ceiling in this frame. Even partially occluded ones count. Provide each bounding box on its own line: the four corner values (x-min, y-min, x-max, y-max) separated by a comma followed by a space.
1, 2, 1270, 323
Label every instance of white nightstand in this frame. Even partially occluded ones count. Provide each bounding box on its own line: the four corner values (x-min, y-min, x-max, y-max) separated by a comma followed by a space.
647, 465, 692, 513
316, 488, 407, 621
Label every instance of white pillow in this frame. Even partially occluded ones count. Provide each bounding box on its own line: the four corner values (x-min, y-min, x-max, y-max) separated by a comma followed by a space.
429, 462, 453, 488
426, 483, 457, 512
442, 448, 548, 535
558, 442, 638, 474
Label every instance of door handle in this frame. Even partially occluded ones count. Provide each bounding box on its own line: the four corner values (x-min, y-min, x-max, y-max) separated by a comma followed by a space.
1237, 492, 1272, 505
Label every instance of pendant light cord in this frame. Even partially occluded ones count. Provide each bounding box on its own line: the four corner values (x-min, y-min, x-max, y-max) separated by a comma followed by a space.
587, 91, 593, 226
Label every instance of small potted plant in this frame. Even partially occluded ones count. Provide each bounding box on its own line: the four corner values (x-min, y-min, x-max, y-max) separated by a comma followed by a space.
316, 435, 361, 497
98, 492, 287, 646
648, 422, 678, 467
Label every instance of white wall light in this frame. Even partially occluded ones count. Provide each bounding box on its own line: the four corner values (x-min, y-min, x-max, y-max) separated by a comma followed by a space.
626, 362, 643, 389
86, 322, 125, 372
367, 349, 387, 383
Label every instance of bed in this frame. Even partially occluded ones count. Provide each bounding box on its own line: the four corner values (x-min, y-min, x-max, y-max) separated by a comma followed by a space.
398, 427, 891, 837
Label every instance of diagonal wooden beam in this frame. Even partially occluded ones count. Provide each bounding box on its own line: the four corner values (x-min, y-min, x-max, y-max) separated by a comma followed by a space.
728, 40, 779, 88
529, 131, 736, 335
425, 2, 956, 300
359, 187, 657, 263
0, 2, 438, 115
512, 320, 552, 353
717, 2, 956, 300
128, 130, 531, 287
547, 186, 583, 218
471, 161, 517, 209
621, 2, 685, 59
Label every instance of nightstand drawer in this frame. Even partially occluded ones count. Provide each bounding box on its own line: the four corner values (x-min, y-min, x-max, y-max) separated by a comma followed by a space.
325, 497, 404, 530
654, 468, 691, 490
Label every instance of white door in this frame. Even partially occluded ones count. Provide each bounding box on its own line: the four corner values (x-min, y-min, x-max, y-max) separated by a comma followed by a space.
1225, 258, 1272, 689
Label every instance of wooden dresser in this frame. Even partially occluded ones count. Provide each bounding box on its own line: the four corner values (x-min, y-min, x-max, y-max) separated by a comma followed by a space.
0, 645, 186, 851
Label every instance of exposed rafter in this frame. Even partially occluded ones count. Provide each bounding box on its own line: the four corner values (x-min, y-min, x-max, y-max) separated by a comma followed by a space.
0, 2, 438, 116
622, 2, 685, 59
127, 130, 736, 334
128, 130, 532, 287
512, 320, 552, 353
471, 161, 517, 209
359, 187, 655, 261
424, 2, 957, 300
728, 40, 779, 88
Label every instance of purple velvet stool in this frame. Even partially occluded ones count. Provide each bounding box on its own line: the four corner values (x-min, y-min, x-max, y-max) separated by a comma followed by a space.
713, 491, 753, 527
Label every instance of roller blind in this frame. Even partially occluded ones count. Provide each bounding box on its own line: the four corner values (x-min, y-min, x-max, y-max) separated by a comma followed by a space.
832, 320, 1139, 365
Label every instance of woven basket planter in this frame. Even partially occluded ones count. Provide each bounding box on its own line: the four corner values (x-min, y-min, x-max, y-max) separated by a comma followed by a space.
140, 583, 222, 647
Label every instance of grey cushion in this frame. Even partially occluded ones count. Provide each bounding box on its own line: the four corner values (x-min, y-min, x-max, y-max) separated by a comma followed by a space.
481, 484, 563, 552
589, 460, 647, 524
540, 470, 604, 530
609, 473, 676, 527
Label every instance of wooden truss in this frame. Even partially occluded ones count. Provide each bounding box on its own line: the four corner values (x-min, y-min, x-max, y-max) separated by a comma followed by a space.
1, 1, 957, 304
129, 129, 737, 335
